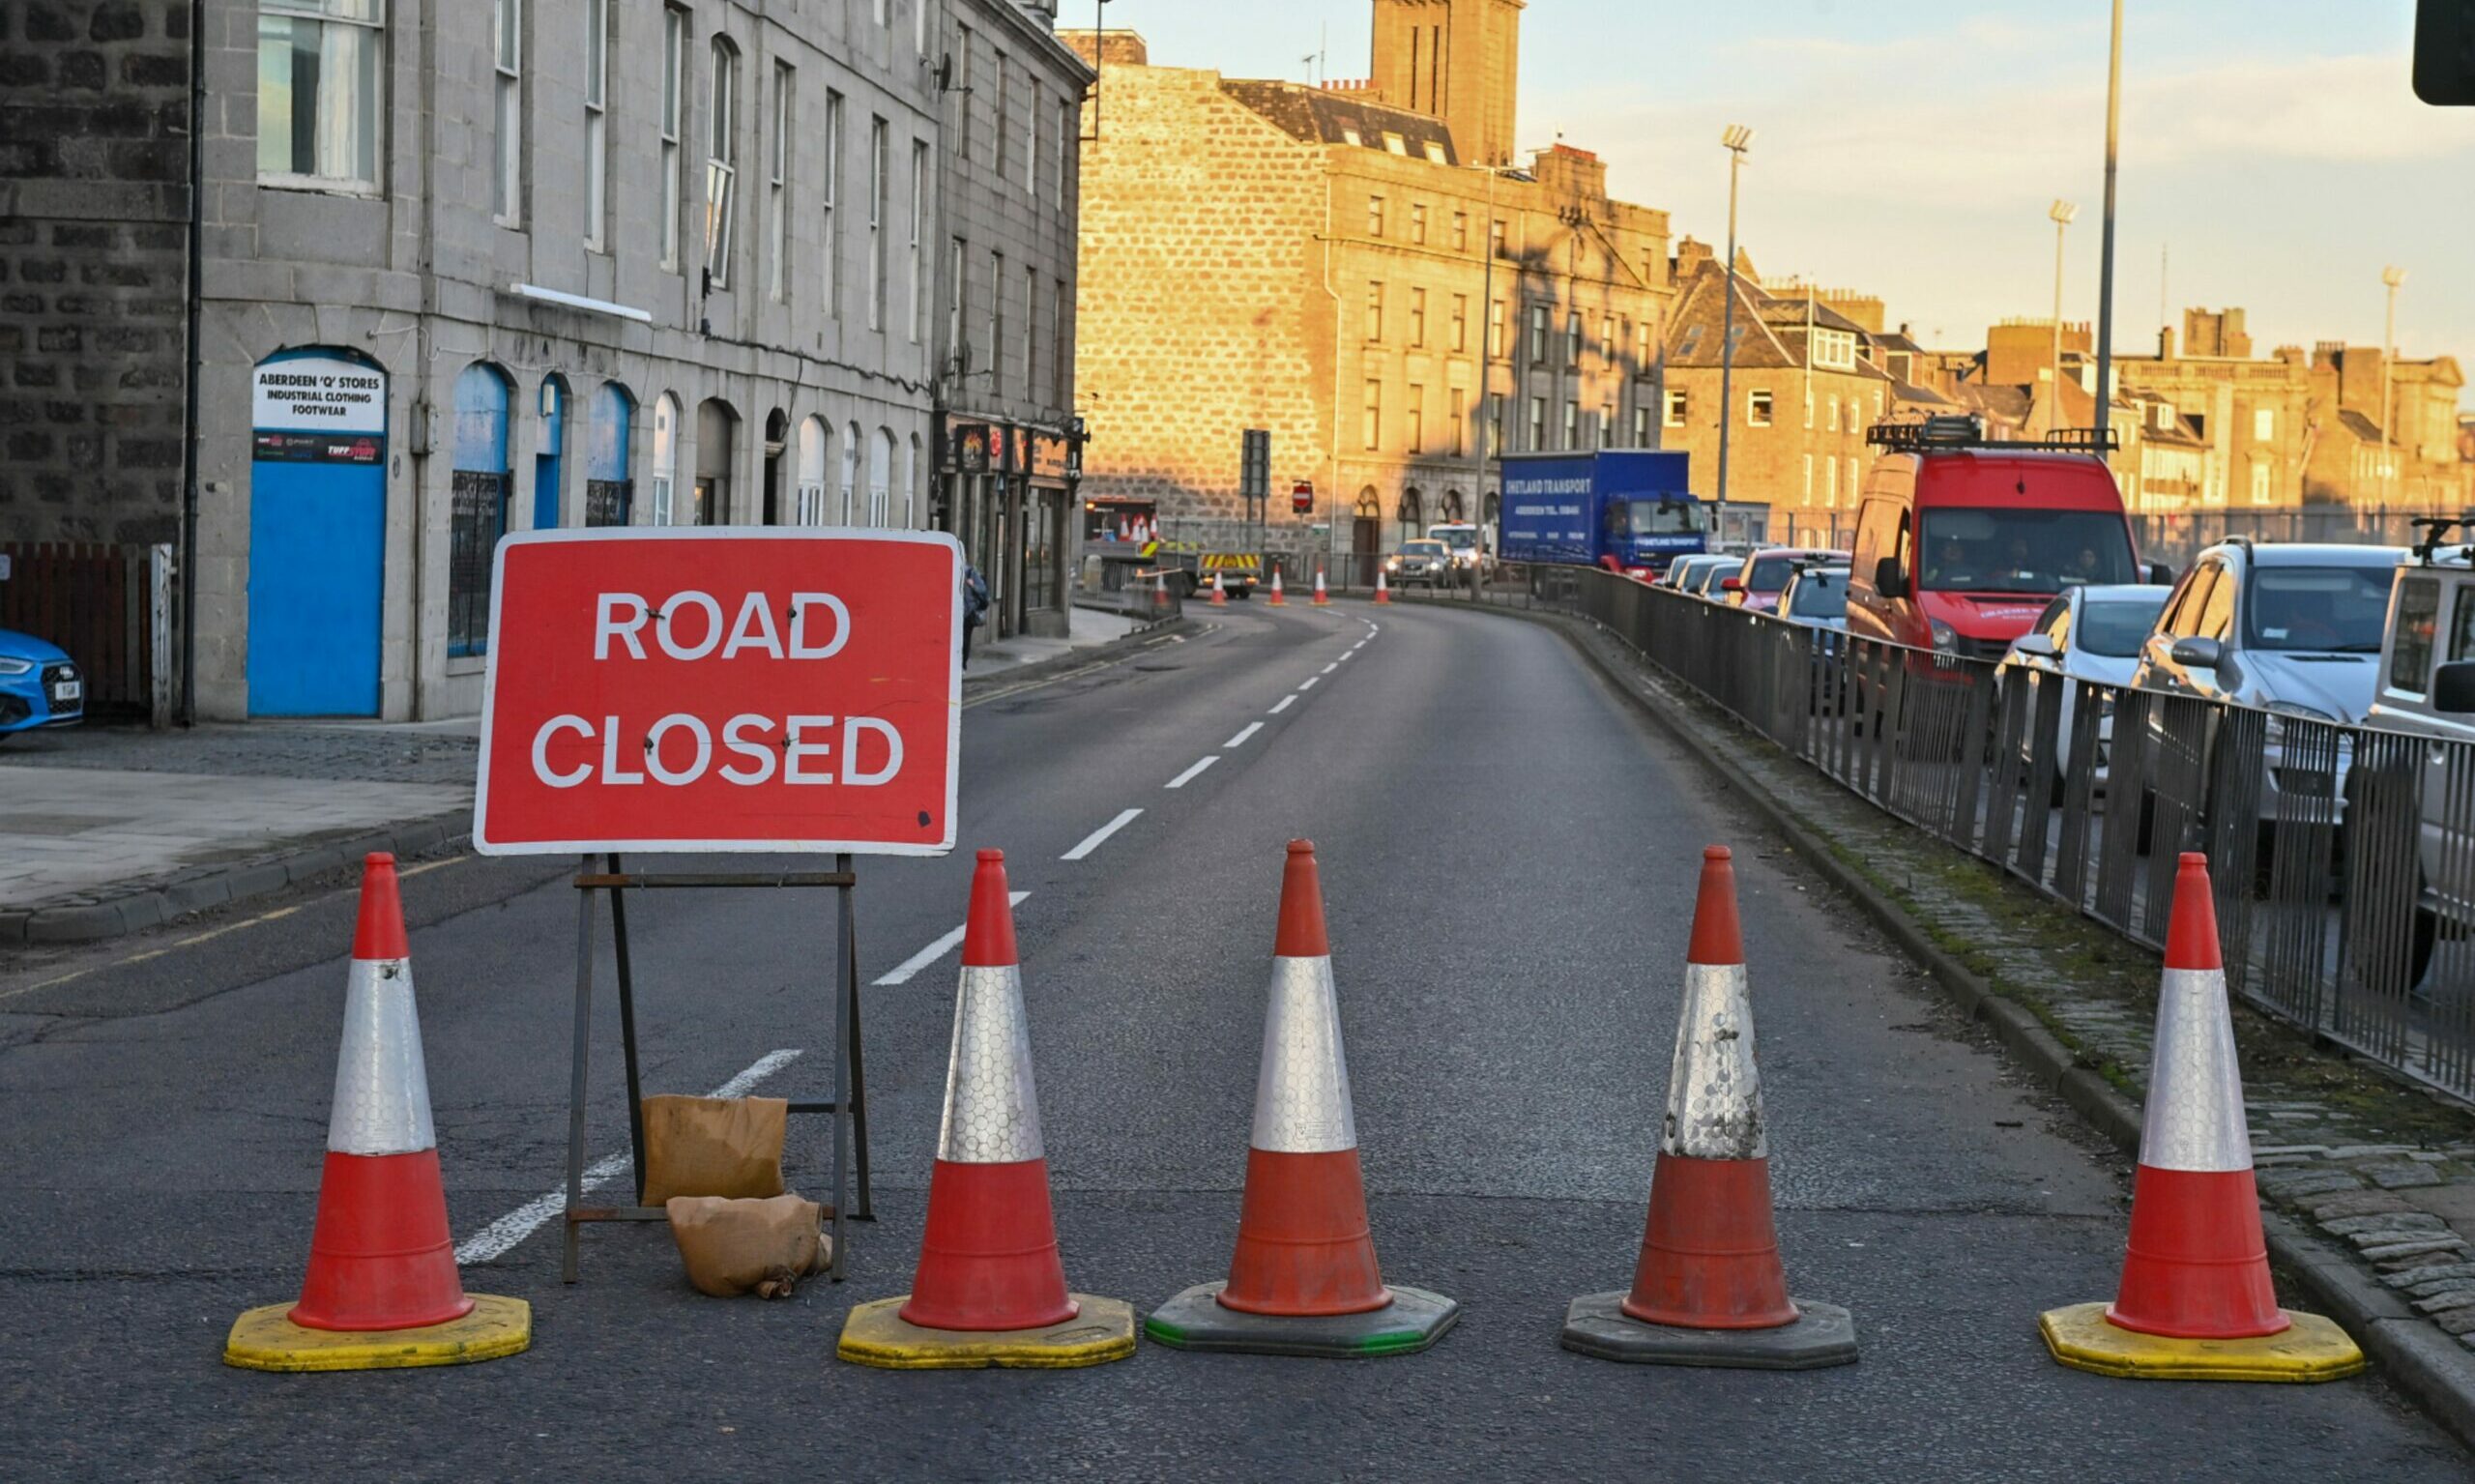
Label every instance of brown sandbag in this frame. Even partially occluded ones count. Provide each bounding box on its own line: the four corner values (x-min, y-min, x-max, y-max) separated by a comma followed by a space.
638, 1094, 788, 1206
665, 1194, 830, 1298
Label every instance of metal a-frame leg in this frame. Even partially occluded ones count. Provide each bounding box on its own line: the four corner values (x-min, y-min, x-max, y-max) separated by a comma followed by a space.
561, 856, 597, 1284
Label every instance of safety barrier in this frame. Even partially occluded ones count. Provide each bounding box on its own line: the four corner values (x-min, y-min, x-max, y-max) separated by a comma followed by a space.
1486, 564, 2475, 1104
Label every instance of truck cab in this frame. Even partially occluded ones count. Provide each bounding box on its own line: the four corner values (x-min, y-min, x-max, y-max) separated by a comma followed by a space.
1497, 450, 1704, 579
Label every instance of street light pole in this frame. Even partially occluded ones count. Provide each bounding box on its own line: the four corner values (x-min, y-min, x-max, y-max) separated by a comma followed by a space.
2093, 0, 2123, 444
1472, 162, 1498, 600
2382, 265, 2407, 509
2049, 200, 2078, 436
1716, 125, 1753, 542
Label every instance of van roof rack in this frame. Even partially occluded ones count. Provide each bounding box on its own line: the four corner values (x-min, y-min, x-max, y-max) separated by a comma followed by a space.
2412, 516, 2469, 565
1865, 417, 2120, 455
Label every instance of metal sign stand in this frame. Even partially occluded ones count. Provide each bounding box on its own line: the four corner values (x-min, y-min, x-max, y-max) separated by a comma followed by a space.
560, 851, 873, 1284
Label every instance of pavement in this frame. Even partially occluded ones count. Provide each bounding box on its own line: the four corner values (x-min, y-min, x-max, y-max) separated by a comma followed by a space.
0, 605, 1150, 945
0, 598, 2466, 1479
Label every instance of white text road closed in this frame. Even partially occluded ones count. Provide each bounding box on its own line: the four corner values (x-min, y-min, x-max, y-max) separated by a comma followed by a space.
473, 530, 963, 856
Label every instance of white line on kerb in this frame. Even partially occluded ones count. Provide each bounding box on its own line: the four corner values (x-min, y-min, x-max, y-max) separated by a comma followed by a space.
1165, 756, 1221, 790
453, 1048, 802, 1265
1063, 808, 1144, 861
874, 891, 1033, 985
1224, 722, 1265, 748
1269, 694, 1298, 714
1299, 676, 1321, 690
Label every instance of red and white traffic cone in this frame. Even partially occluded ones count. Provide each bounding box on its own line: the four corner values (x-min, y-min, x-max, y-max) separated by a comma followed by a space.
1373, 569, 1392, 604
1561, 846, 1857, 1368
1267, 570, 1287, 606
838, 851, 1135, 1368
224, 854, 530, 1371
2039, 854, 2365, 1381
1209, 570, 1229, 607
1312, 569, 1330, 606
1148, 841, 1458, 1356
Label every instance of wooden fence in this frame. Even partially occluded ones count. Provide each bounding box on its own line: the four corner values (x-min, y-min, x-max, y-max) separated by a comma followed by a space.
0, 541, 173, 724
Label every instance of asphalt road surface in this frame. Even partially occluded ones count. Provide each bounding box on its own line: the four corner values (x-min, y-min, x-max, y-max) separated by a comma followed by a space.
1, 599, 2466, 1480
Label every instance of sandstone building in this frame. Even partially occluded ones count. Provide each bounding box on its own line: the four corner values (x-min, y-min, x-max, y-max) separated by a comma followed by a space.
1066, 0, 1673, 577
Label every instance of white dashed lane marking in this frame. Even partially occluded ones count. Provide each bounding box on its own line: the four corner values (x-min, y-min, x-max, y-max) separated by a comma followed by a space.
1062, 808, 1144, 861
874, 892, 1033, 985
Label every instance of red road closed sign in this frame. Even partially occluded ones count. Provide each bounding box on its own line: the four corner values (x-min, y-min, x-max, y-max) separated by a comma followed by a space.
473, 529, 962, 857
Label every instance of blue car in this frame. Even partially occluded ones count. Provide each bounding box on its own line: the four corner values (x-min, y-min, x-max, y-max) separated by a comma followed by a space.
0, 626, 83, 737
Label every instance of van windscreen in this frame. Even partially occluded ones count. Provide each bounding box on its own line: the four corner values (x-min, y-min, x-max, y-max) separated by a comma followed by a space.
1917, 509, 2136, 594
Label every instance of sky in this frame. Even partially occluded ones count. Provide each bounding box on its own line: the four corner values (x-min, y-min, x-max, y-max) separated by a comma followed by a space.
1085, 1, 2475, 378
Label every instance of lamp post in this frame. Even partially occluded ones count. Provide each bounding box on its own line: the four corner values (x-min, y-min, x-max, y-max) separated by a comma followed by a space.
2093, 0, 2124, 443
2049, 199, 2079, 436
1715, 124, 1754, 542
2382, 265, 2406, 509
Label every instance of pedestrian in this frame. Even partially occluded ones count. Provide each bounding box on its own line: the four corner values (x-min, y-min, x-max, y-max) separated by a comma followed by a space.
961, 562, 990, 667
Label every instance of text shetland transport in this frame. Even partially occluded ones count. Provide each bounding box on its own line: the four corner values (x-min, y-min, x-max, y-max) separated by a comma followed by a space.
472, 529, 962, 856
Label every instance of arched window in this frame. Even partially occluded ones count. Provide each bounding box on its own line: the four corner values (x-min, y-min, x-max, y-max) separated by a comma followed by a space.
1441, 488, 1465, 522
868, 426, 894, 526
1354, 488, 1382, 520
532, 373, 568, 531
762, 408, 788, 525
1481, 489, 1500, 536
797, 417, 828, 524
587, 383, 633, 526
841, 419, 862, 524
1397, 486, 1423, 542
449, 363, 512, 656
694, 396, 738, 524
649, 393, 680, 525
906, 432, 923, 529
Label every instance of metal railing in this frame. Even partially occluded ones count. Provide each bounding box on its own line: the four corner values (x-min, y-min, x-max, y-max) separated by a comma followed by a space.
1491, 563, 2475, 1102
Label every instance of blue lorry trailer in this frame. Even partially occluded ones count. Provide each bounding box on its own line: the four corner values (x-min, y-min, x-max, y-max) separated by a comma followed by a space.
1496, 451, 1705, 576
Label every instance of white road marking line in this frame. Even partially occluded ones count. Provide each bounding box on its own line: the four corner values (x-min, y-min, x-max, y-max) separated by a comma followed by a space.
1268, 694, 1298, 714
1224, 722, 1264, 748
1353, 640, 1367, 651
1165, 756, 1221, 790
453, 1048, 803, 1265
873, 892, 1032, 985
1299, 676, 1321, 690
1321, 662, 1338, 675
1063, 808, 1144, 861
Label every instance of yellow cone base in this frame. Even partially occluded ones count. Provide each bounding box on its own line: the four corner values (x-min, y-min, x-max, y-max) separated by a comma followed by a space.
836, 1294, 1137, 1370
223, 1294, 532, 1373
2038, 1302, 2364, 1382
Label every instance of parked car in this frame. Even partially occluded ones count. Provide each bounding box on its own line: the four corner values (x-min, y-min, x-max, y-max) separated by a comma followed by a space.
1384, 538, 1455, 588
2129, 538, 2403, 841
1686, 558, 1738, 598
1722, 547, 1849, 614
1999, 584, 2171, 795
1665, 553, 1734, 595
2358, 532, 2475, 985
1845, 416, 2165, 659
0, 626, 84, 738
1777, 565, 1852, 632
1426, 522, 1490, 577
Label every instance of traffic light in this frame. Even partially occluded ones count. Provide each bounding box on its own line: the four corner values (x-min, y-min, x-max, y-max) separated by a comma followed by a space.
2417, 0, 2475, 105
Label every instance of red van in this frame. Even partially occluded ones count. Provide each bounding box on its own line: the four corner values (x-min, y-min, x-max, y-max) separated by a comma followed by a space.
1844, 419, 2164, 659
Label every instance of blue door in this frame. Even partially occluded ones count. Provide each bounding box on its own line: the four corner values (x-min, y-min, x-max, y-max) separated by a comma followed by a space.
533, 375, 566, 531
248, 349, 387, 716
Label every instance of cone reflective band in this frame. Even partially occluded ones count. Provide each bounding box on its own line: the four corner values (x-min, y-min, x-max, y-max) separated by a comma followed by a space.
2038, 853, 2361, 1382
1562, 846, 1855, 1369
841, 852, 1135, 1367
225, 856, 530, 1371
1148, 841, 1458, 1356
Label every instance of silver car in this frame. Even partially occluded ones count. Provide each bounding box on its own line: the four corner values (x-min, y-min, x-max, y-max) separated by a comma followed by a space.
2002, 583, 2170, 793
2128, 539, 2404, 826
1665, 553, 1734, 596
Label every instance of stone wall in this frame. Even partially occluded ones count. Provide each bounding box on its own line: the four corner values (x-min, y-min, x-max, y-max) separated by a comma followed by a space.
0, 0, 192, 545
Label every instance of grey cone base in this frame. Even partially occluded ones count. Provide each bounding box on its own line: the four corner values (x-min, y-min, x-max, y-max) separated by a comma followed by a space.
1146, 1282, 1459, 1357
1559, 1291, 1859, 1369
